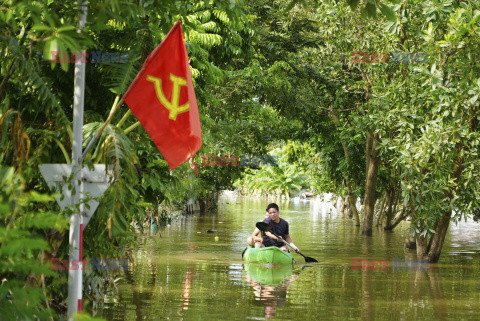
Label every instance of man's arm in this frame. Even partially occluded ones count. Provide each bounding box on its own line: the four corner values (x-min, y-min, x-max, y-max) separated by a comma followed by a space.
284, 235, 300, 253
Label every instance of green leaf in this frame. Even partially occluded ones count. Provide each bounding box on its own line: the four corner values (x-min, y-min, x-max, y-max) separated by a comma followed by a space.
365, 3, 377, 19
468, 94, 478, 106
43, 38, 58, 60
379, 3, 396, 22
57, 25, 76, 32
284, 0, 298, 12
32, 24, 51, 31
347, 0, 360, 10
437, 40, 450, 47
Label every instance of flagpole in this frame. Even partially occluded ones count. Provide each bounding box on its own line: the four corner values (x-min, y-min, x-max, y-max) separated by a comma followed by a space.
80, 98, 124, 163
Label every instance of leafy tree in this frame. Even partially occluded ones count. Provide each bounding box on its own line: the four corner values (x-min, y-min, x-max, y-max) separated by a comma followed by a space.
373, 1, 480, 262
0, 166, 69, 320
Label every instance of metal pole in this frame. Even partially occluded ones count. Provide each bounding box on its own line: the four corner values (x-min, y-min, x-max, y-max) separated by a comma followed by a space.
68, 0, 87, 319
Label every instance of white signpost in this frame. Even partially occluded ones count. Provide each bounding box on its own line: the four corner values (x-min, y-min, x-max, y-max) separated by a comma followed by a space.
40, 164, 110, 319
39, 1, 113, 319
39, 164, 111, 226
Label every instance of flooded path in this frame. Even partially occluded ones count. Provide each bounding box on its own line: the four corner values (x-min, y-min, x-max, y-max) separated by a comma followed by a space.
96, 195, 480, 320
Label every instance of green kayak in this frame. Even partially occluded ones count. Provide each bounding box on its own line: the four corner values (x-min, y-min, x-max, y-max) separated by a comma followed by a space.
242, 246, 294, 265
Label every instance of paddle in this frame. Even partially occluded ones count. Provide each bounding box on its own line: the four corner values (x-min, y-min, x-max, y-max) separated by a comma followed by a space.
256, 222, 318, 263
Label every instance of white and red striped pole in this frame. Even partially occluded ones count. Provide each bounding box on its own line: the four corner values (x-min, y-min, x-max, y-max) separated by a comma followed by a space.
68, 0, 87, 319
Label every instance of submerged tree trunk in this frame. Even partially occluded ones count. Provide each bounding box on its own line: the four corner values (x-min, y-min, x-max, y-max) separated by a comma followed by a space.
415, 233, 428, 261
337, 195, 346, 216
365, 132, 372, 175
404, 233, 416, 249
427, 211, 452, 263
375, 194, 387, 226
392, 187, 400, 216
363, 134, 380, 236
424, 157, 465, 262
330, 111, 360, 226
346, 181, 360, 226
384, 186, 396, 228
407, 210, 452, 263
384, 198, 409, 231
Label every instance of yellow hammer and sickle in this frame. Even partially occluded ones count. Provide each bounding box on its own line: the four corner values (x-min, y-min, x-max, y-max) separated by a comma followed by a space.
146, 73, 189, 120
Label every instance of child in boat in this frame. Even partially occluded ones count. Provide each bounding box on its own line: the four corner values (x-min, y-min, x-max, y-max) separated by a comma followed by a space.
246, 211, 268, 246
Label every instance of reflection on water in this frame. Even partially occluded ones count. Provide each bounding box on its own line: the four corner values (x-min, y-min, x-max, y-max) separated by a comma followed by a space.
245, 264, 298, 319
244, 264, 293, 286
95, 195, 480, 320
180, 267, 195, 312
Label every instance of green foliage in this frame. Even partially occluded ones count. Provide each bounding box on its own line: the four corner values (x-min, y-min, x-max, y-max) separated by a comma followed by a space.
235, 143, 309, 197
371, 1, 480, 234
0, 167, 69, 320
284, 0, 399, 21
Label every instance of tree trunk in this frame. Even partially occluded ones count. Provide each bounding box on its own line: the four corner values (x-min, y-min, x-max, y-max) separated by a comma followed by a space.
427, 211, 452, 263
337, 195, 344, 216
365, 132, 372, 175
375, 194, 387, 226
415, 233, 428, 261
329, 111, 360, 226
422, 164, 461, 262
404, 233, 416, 249
384, 198, 409, 231
362, 134, 379, 236
384, 187, 395, 228
346, 181, 360, 226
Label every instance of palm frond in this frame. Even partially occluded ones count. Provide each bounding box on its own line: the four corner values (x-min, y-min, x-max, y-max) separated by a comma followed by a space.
15, 56, 69, 125
103, 55, 142, 95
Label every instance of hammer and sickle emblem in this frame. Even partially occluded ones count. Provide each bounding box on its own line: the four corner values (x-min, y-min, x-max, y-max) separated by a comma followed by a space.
146, 74, 189, 120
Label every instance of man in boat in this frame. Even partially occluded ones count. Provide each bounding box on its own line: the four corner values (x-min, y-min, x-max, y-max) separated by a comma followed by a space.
248, 203, 300, 253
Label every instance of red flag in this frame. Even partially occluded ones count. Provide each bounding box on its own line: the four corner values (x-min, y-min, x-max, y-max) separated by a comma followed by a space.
123, 20, 202, 170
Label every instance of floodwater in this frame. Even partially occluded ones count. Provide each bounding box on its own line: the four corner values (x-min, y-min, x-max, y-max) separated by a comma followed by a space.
96, 194, 480, 320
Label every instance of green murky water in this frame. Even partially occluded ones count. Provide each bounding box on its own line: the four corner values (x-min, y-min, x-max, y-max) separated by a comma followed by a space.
95, 195, 480, 320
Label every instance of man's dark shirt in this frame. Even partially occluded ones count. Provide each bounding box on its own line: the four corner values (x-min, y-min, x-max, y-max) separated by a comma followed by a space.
262, 217, 289, 247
